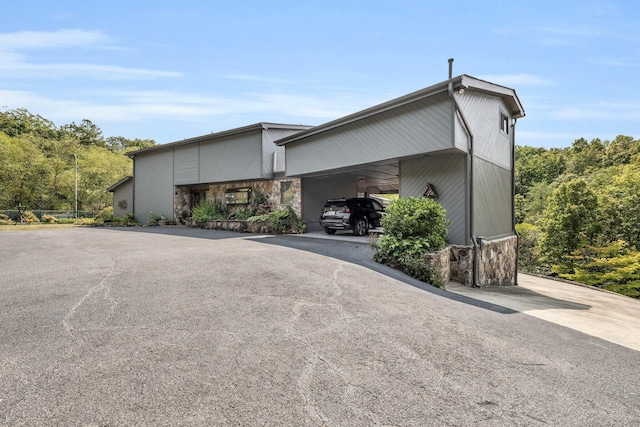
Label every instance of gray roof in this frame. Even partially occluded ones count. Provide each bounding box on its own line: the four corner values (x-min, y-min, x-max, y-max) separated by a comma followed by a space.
275, 74, 525, 146
107, 176, 133, 192
126, 122, 312, 158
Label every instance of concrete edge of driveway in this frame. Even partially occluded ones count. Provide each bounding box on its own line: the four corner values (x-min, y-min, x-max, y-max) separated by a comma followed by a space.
446, 273, 640, 352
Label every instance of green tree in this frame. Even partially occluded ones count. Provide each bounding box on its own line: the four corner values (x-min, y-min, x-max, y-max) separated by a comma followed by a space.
60, 119, 104, 147
566, 138, 604, 175
105, 136, 156, 152
596, 164, 640, 249
515, 146, 565, 196
603, 135, 639, 167
0, 133, 48, 209
0, 108, 59, 139
539, 179, 599, 263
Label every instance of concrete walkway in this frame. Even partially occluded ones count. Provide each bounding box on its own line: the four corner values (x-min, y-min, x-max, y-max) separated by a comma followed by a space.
446, 274, 640, 352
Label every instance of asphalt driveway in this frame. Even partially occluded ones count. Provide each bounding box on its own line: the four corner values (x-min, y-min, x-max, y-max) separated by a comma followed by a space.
1, 227, 638, 426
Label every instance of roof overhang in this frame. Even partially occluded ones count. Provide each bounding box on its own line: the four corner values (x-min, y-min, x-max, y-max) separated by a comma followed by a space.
126, 122, 312, 158
107, 176, 133, 192
276, 74, 525, 146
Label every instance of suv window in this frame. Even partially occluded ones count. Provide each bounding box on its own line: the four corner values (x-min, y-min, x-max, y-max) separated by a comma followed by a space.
371, 200, 383, 211
324, 199, 348, 208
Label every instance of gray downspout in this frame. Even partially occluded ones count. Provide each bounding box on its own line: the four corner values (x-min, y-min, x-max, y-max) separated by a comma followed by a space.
448, 82, 480, 287
130, 156, 136, 221
511, 118, 519, 286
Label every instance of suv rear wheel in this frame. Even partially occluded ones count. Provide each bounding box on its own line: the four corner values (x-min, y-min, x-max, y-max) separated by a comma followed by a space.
353, 217, 368, 236
324, 228, 337, 235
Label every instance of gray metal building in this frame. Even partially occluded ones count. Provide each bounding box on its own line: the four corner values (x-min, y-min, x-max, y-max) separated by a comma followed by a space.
116, 73, 524, 286
277, 74, 524, 246
125, 123, 311, 223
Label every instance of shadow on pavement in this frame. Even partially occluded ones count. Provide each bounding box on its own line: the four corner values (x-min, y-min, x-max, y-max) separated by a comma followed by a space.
100, 226, 588, 316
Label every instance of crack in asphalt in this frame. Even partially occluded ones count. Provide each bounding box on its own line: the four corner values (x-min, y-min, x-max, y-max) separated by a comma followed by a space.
62, 257, 118, 339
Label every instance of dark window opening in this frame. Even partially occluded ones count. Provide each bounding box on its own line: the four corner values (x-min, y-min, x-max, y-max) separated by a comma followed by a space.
500, 112, 509, 135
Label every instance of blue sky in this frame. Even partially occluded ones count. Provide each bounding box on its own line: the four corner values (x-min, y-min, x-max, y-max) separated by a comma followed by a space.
1, 0, 638, 148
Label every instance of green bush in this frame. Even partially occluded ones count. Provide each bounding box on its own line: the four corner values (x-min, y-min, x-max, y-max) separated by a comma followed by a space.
121, 213, 138, 225
94, 206, 114, 225
247, 206, 305, 234
556, 241, 640, 299
373, 197, 449, 287
192, 198, 228, 222
231, 208, 257, 220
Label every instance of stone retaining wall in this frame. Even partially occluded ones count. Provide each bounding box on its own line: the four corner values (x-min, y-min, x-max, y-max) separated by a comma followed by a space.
430, 236, 518, 287
477, 235, 518, 286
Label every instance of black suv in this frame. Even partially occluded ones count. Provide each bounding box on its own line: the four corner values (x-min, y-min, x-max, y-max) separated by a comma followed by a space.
320, 197, 385, 236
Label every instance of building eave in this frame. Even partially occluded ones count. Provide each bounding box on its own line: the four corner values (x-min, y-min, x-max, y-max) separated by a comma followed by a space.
107, 176, 133, 192
126, 122, 312, 158
275, 74, 525, 146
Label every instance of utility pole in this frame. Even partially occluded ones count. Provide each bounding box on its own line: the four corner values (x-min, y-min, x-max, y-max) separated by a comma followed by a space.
72, 153, 78, 218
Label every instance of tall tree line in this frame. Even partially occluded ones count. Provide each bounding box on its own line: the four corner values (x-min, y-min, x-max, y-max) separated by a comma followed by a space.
516, 135, 640, 298
0, 108, 155, 212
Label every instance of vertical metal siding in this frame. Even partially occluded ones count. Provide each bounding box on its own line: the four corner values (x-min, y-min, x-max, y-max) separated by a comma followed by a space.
112, 180, 133, 218
473, 157, 512, 237
173, 145, 199, 185
458, 92, 511, 169
262, 129, 304, 176
399, 154, 468, 245
286, 93, 453, 176
199, 132, 262, 182
133, 151, 174, 223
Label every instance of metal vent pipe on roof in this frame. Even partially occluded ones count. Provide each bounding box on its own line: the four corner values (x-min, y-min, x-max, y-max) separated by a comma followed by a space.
448, 58, 454, 79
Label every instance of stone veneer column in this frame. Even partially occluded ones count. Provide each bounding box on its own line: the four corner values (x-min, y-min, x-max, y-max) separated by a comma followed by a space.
174, 186, 191, 223
476, 235, 518, 286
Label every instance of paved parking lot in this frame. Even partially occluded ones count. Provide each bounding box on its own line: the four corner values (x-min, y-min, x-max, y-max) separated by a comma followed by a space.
1, 227, 639, 426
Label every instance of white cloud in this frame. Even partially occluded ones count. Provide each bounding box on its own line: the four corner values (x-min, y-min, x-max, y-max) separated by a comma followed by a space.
0, 29, 112, 50
0, 59, 182, 80
0, 29, 180, 80
0, 86, 377, 128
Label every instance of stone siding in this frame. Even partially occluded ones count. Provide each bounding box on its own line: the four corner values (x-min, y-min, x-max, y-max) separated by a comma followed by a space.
420, 248, 450, 287
174, 185, 191, 222
477, 235, 518, 286
205, 178, 301, 217
172, 178, 301, 222
443, 236, 518, 287
449, 245, 474, 286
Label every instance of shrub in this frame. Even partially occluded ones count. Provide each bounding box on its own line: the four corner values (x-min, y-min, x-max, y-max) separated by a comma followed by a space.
247, 206, 305, 234
0, 213, 13, 225
373, 197, 449, 287
558, 241, 640, 299
94, 206, 114, 225
21, 211, 39, 224
147, 211, 167, 226
192, 198, 228, 223
41, 214, 58, 224
230, 208, 257, 220
121, 213, 138, 225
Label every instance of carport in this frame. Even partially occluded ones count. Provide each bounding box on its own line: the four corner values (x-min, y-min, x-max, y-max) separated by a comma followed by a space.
294, 159, 400, 232
277, 73, 525, 286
